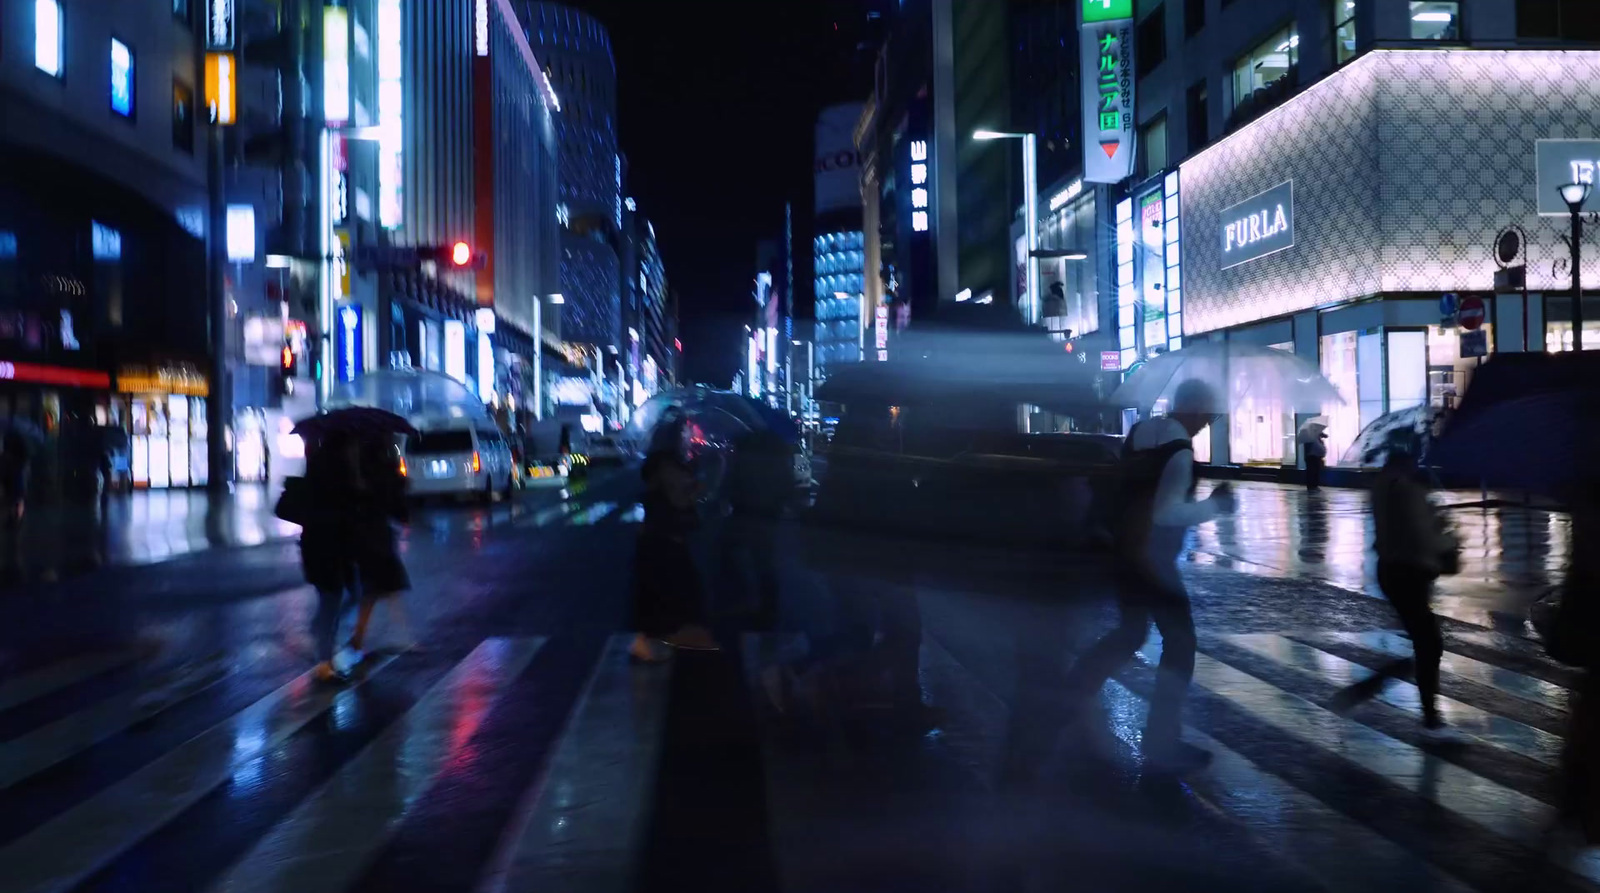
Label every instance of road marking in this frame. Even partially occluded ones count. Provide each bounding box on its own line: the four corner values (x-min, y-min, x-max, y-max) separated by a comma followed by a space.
476, 635, 670, 893
0, 655, 400, 893
0, 649, 144, 714
209, 638, 544, 893
1102, 679, 1479, 893
1220, 633, 1564, 767
1312, 630, 1572, 714
565, 501, 619, 526
0, 653, 240, 789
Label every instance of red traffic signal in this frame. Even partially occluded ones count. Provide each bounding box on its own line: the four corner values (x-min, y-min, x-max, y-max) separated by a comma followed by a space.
281, 345, 294, 369
451, 241, 472, 267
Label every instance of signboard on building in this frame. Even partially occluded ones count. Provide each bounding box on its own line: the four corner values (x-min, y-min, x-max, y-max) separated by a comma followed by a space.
1219, 181, 1294, 270
814, 103, 864, 215
204, 52, 236, 125
1079, 0, 1135, 184
207, 0, 236, 49
1461, 328, 1489, 358
875, 303, 889, 361
908, 140, 931, 234
1535, 139, 1600, 216
1100, 350, 1121, 371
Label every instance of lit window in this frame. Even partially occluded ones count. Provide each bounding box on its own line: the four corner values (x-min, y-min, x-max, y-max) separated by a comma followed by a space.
35, 0, 63, 78
1232, 25, 1298, 111
1410, 2, 1460, 40
1333, 2, 1357, 64
111, 39, 134, 118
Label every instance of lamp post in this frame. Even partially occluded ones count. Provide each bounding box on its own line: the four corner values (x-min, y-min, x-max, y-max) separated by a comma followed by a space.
1562, 182, 1592, 351
974, 130, 1039, 324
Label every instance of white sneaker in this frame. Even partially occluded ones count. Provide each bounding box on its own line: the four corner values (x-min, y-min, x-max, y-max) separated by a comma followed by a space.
1421, 722, 1471, 746
334, 647, 365, 675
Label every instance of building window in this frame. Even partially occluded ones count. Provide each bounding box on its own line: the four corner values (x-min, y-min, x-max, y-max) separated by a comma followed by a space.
173, 80, 195, 153
1232, 25, 1298, 111
1411, 2, 1461, 39
1333, 1, 1357, 64
1519, 0, 1600, 40
1138, 114, 1168, 179
1135, 5, 1166, 78
110, 39, 134, 118
1185, 80, 1208, 154
1184, 0, 1205, 37
35, 0, 64, 78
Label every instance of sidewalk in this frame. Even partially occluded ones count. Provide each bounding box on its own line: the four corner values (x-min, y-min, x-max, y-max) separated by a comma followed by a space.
0, 485, 294, 584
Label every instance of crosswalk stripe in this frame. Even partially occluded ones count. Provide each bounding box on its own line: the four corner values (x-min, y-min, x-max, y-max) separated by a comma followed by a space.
1171, 649, 1566, 861
1219, 633, 1564, 767
208, 638, 544, 893
519, 500, 580, 528
0, 649, 145, 714
475, 635, 672, 893
564, 501, 619, 526
1102, 679, 1480, 893
0, 652, 240, 790
1310, 630, 1572, 714
0, 654, 401, 893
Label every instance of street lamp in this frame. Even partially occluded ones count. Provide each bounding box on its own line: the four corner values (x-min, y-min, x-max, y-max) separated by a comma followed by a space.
975, 130, 1039, 324
1562, 182, 1591, 351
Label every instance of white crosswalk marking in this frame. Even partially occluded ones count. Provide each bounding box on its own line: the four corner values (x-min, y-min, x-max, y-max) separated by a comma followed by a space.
1316, 630, 1571, 713
0, 648, 144, 713
0, 655, 401, 893
0, 652, 241, 789
1221, 633, 1564, 766
210, 638, 544, 893
477, 635, 671, 893
565, 501, 619, 526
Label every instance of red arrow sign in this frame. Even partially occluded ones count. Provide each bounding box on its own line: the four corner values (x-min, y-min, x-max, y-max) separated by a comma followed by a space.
1101, 142, 1120, 158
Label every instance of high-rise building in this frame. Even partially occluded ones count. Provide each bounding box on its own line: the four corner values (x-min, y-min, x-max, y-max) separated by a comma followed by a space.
814, 103, 867, 378
522, 4, 621, 356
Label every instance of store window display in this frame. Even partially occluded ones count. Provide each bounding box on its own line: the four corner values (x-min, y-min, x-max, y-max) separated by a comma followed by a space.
1228, 342, 1296, 466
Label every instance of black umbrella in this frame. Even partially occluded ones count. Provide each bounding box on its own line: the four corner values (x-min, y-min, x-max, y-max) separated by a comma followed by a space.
1431, 351, 1600, 493
292, 407, 420, 446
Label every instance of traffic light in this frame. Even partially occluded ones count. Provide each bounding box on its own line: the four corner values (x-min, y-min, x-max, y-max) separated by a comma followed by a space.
425, 242, 486, 270
278, 342, 297, 396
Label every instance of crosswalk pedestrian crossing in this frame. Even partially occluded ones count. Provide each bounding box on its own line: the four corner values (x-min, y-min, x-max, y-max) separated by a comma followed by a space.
0, 611, 1595, 891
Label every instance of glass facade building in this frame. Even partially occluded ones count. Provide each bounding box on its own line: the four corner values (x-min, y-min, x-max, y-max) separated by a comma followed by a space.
813, 230, 865, 375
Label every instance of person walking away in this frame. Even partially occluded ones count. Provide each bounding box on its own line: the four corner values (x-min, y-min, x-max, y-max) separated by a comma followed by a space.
1304, 430, 1328, 492
1328, 441, 1466, 743
345, 438, 415, 661
1060, 379, 1234, 774
0, 431, 30, 527
296, 431, 362, 683
1547, 480, 1600, 847
630, 450, 718, 662
719, 429, 790, 628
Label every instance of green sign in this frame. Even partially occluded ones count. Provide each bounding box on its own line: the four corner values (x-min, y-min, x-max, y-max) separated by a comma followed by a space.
1083, 0, 1134, 24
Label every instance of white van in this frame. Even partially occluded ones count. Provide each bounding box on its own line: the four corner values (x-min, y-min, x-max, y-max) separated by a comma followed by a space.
403, 419, 516, 502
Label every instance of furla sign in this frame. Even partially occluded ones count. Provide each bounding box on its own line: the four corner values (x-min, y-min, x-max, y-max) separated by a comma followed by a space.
1220, 180, 1294, 270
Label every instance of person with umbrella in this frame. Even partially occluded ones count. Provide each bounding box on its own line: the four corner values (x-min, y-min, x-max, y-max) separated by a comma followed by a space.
1298, 418, 1329, 491
284, 409, 416, 682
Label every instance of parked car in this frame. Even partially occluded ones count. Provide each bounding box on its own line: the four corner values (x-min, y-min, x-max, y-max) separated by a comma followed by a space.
402, 419, 516, 503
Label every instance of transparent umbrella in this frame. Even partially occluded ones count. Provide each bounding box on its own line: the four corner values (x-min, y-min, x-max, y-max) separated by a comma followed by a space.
1340, 406, 1435, 468
1110, 342, 1341, 414
328, 369, 492, 425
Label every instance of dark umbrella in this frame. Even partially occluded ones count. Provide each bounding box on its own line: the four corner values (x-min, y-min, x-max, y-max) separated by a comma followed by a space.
1431, 351, 1600, 493
293, 406, 420, 446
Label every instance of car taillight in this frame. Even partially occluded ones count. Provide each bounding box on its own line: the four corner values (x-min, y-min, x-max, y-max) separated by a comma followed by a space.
398, 456, 408, 478
471, 451, 481, 473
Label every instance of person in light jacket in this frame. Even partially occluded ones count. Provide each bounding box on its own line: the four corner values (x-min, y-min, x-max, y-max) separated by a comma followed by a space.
1331, 440, 1466, 743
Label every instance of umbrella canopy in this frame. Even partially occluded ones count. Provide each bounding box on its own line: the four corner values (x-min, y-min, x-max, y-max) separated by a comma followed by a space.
328, 369, 492, 425
1431, 351, 1600, 492
1339, 406, 1433, 468
293, 406, 420, 446
631, 387, 780, 444
1110, 342, 1341, 414
1297, 417, 1329, 444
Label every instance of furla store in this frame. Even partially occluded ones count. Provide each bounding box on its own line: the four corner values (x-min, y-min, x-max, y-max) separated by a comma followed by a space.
1177, 48, 1600, 469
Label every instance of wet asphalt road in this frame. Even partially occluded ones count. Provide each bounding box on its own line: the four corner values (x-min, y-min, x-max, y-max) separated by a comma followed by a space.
0, 479, 1592, 893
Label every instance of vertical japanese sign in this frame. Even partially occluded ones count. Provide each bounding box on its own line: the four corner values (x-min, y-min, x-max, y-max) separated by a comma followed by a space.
1080, 0, 1135, 184
908, 140, 930, 234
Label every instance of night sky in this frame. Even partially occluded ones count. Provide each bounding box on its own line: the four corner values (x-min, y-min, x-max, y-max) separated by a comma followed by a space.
563, 0, 874, 385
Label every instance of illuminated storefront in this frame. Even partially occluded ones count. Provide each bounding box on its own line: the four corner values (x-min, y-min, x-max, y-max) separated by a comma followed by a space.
116, 365, 209, 489
1178, 48, 1589, 468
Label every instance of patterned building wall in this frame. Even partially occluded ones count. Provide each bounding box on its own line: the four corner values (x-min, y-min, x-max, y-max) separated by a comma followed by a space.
1181, 49, 1600, 336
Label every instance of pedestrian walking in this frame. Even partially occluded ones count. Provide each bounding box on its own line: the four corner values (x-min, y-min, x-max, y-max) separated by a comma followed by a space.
1547, 481, 1600, 847
718, 428, 790, 628
1328, 440, 1466, 743
1060, 379, 1234, 774
291, 431, 364, 683
0, 430, 30, 527
344, 438, 415, 659
629, 449, 718, 662
1302, 429, 1328, 492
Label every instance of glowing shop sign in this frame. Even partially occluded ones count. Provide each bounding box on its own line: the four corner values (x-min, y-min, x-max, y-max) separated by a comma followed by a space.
1220, 180, 1294, 270
909, 141, 930, 233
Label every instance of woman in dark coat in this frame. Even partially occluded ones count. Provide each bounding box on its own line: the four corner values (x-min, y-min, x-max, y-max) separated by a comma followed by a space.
629, 449, 717, 662
345, 439, 414, 657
